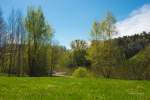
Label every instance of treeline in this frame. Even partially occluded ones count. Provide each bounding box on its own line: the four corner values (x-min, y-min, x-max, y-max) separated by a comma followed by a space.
0, 7, 57, 76
116, 32, 150, 59
57, 12, 150, 80
0, 7, 150, 79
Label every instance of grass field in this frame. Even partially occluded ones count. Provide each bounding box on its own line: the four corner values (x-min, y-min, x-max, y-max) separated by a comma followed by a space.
0, 77, 150, 100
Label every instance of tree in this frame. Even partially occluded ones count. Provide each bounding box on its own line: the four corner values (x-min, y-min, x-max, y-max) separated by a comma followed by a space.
15, 10, 26, 76
70, 39, 90, 68
6, 9, 27, 76
71, 39, 88, 50
25, 7, 53, 76
101, 12, 116, 39
58, 50, 73, 71
47, 42, 63, 76
0, 8, 6, 72
90, 21, 101, 41
116, 32, 150, 59
88, 12, 123, 77
0, 8, 6, 47
8, 9, 17, 75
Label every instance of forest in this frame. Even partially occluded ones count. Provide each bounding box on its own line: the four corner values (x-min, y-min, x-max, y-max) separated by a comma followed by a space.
0, 6, 150, 80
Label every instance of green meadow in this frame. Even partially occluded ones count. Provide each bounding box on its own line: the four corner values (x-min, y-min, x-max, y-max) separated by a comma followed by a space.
0, 77, 149, 100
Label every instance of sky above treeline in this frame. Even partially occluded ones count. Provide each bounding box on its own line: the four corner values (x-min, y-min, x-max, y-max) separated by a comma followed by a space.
0, 0, 150, 48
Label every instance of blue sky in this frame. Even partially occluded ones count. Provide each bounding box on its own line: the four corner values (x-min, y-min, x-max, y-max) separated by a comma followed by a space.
0, 0, 150, 48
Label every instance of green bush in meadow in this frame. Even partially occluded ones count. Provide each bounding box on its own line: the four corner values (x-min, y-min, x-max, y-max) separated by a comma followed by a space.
72, 67, 88, 78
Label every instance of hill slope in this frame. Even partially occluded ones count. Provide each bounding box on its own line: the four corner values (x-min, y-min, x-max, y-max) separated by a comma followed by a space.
128, 45, 150, 79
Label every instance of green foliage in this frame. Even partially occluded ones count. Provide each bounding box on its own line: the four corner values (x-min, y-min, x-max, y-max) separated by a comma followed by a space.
128, 45, 150, 79
25, 7, 53, 76
90, 21, 101, 40
72, 67, 88, 78
88, 12, 126, 78
103, 12, 116, 38
88, 41, 124, 76
0, 6, 150, 80
47, 44, 66, 73
60, 39, 90, 69
71, 39, 88, 50
90, 12, 117, 41
58, 51, 72, 68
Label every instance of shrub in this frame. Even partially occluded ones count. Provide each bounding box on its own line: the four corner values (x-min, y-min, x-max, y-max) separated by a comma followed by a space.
72, 67, 88, 78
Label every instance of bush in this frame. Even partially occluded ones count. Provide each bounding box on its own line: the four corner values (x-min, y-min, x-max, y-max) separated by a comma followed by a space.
72, 67, 88, 78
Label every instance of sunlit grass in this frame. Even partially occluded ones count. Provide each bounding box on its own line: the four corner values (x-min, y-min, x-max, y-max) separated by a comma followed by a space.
0, 77, 149, 100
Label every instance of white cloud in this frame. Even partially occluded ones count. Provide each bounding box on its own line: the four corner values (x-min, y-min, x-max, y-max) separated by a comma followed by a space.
116, 4, 150, 37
